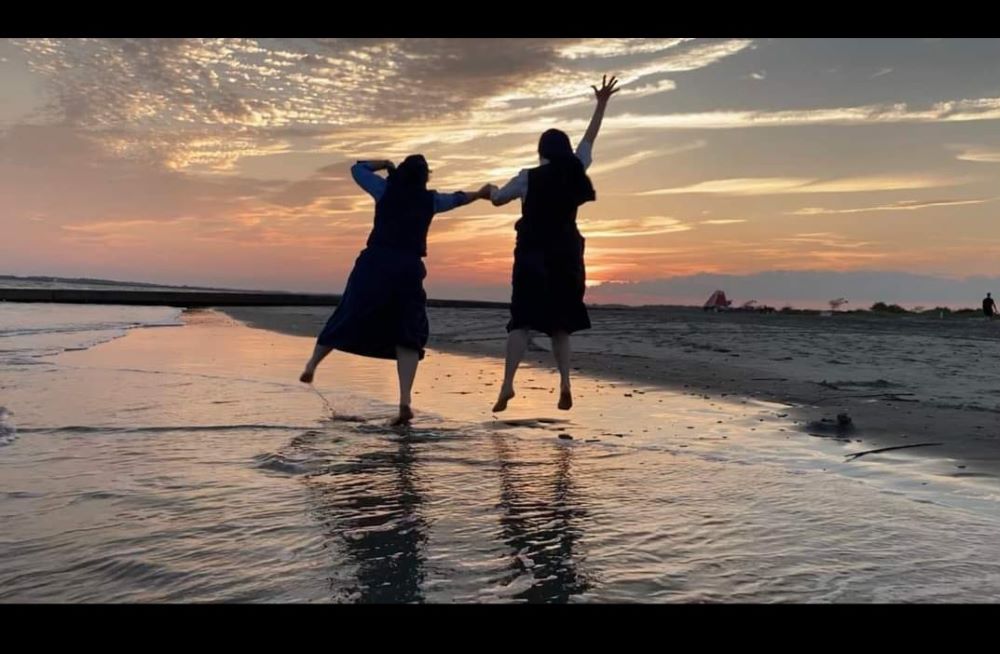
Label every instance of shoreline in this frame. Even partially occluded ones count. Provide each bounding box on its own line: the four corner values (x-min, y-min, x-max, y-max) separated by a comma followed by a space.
0, 288, 506, 309
219, 305, 1000, 478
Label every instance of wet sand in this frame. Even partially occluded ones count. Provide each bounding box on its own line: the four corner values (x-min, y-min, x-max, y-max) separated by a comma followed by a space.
5, 306, 1000, 602
223, 305, 1000, 477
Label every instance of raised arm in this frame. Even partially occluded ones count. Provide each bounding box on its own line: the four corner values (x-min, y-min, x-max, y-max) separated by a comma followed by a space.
350, 159, 396, 201
358, 159, 396, 173
580, 75, 619, 147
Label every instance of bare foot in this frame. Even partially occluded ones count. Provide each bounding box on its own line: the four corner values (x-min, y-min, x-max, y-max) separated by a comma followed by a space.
492, 387, 515, 413
558, 388, 573, 411
391, 405, 414, 426
299, 369, 314, 384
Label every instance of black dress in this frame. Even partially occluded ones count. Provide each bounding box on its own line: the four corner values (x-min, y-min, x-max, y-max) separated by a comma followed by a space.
317, 184, 436, 360
507, 165, 591, 336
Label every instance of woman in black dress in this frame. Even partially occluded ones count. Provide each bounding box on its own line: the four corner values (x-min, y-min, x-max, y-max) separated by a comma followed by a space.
490, 76, 619, 412
300, 154, 493, 425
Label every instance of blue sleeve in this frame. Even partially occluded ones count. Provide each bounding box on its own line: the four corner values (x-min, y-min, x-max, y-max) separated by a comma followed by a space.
351, 163, 387, 201
433, 191, 470, 214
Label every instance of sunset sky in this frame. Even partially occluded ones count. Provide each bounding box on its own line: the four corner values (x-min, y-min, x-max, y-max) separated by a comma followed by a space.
2, 38, 999, 307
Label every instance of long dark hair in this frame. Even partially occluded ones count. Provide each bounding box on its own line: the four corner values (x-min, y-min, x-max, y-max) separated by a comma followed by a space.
376, 154, 432, 229
538, 129, 595, 206
387, 154, 430, 191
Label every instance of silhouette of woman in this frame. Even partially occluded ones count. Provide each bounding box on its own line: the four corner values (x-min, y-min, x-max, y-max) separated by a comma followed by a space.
490, 76, 619, 412
300, 154, 493, 425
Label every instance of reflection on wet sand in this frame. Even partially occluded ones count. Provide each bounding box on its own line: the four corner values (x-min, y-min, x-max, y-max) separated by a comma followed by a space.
306, 431, 428, 603
301, 423, 594, 603
491, 435, 591, 603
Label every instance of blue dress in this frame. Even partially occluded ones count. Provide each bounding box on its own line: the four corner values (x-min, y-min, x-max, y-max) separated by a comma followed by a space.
316, 163, 468, 360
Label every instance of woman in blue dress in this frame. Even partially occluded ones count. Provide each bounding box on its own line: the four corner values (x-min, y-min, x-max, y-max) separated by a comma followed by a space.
300, 154, 494, 425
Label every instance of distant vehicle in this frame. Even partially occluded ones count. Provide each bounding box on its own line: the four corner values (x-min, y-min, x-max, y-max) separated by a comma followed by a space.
703, 292, 774, 313
735, 299, 776, 314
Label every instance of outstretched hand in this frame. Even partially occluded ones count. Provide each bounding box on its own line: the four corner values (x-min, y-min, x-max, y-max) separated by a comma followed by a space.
477, 183, 498, 199
591, 75, 620, 103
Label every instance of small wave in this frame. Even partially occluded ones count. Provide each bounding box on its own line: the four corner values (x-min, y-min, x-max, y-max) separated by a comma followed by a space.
0, 305, 184, 361
69, 490, 128, 504
253, 452, 331, 476
487, 417, 571, 431
0, 321, 177, 339
1, 490, 42, 499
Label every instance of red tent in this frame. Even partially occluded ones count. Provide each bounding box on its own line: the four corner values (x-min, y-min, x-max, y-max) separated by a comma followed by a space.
703, 290, 732, 311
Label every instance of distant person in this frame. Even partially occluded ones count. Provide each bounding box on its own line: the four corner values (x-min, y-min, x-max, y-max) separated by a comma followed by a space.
299, 155, 494, 426
489, 76, 618, 413
984, 292, 998, 319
